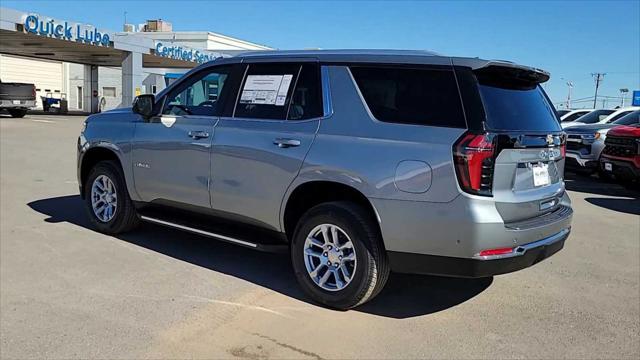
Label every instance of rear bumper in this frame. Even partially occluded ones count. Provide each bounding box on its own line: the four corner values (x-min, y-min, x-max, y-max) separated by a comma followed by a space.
0, 100, 36, 109
388, 228, 569, 278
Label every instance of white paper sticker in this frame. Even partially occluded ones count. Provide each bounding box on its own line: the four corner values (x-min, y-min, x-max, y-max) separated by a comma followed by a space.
240, 74, 293, 106
532, 163, 550, 187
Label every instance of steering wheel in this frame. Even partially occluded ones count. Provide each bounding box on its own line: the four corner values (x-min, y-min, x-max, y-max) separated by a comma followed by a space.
197, 100, 216, 107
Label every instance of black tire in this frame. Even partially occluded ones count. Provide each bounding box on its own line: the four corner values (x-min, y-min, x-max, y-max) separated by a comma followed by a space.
8, 109, 27, 118
84, 160, 139, 234
291, 201, 389, 310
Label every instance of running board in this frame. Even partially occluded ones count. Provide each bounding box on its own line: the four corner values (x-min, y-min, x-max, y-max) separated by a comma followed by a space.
139, 215, 288, 253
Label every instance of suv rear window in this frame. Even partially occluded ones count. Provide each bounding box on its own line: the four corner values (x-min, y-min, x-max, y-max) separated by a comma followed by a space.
573, 109, 615, 124
475, 69, 560, 132
350, 66, 466, 128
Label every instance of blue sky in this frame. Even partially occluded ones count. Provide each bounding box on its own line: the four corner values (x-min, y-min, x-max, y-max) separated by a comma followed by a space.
3, 0, 639, 108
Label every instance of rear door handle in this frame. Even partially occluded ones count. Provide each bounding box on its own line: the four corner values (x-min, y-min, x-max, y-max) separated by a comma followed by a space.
273, 138, 301, 148
188, 130, 209, 139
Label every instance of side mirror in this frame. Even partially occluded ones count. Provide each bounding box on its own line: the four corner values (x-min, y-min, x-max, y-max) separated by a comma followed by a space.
132, 94, 155, 118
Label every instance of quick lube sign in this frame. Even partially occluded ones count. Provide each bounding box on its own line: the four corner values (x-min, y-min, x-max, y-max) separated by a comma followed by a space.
23, 14, 110, 46
155, 42, 222, 64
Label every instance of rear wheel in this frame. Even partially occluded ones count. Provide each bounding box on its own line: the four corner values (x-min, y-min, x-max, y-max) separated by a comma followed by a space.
291, 201, 389, 310
8, 109, 27, 118
84, 160, 139, 234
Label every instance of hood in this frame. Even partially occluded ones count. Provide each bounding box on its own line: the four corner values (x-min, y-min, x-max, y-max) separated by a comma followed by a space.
608, 124, 640, 138
564, 123, 617, 134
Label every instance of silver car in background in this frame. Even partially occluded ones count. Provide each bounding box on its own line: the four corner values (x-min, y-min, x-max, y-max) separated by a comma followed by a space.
77, 50, 573, 309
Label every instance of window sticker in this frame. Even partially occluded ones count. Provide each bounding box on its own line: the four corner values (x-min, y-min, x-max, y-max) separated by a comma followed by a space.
240, 74, 293, 106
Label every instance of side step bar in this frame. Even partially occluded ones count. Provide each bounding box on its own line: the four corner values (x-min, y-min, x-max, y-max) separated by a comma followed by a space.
139, 215, 288, 253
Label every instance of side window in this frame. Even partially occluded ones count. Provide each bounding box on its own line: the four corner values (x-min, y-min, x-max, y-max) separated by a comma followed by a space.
288, 64, 323, 120
350, 66, 466, 128
162, 65, 234, 117
234, 63, 301, 120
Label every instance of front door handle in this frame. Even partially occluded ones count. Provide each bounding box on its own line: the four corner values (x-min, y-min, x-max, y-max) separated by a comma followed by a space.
188, 130, 209, 139
273, 138, 301, 148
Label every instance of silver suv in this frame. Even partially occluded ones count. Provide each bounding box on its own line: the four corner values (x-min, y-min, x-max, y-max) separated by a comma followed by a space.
77, 50, 573, 309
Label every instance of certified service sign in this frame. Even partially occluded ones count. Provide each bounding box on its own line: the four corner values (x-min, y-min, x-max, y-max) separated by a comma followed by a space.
154, 42, 223, 64
23, 14, 111, 47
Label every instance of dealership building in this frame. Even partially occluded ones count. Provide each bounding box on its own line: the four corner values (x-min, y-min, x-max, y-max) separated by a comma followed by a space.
0, 7, 271, 113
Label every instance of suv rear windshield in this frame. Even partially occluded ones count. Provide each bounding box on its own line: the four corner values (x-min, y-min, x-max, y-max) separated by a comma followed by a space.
475, 69, 560, 132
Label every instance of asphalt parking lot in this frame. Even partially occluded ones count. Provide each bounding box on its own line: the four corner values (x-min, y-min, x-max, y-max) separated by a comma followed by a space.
1, 113, 639, 359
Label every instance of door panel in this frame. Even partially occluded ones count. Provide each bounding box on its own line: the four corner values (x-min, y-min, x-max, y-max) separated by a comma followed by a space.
210, 118, 319, 230
132, 115, 215, 208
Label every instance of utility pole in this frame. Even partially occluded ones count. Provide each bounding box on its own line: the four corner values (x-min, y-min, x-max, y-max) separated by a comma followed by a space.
566, 81, 573, 109
592, 73, 605, 108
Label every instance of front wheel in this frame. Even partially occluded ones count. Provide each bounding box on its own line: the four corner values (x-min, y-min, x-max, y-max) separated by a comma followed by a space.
291, 201, 389, 310
84, 160, 139, 234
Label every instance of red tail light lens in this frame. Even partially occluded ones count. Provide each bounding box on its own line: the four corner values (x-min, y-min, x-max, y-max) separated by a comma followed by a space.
453, 132, 496, 196
32, 86, 36, 98
478, 247, 514, 257
560, 143, 566, 158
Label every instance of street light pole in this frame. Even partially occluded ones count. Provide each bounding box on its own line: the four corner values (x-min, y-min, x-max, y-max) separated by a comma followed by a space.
620, 88, 629, 107
566, 81, 573, 109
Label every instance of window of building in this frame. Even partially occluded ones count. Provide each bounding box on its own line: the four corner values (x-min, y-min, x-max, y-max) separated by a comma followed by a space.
103, 87, 116, 97
77, 86, 83, 109
350, 66, 466, 128
234, 63, 301, 120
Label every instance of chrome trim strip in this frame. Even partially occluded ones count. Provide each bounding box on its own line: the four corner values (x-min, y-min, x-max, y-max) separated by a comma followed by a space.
140, 216, 258, 248
321, 65, 333, 118
473, 227, 570, 260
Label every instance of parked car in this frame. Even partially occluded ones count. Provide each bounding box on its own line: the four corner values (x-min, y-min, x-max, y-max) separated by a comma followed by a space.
0, 79, 36, 118
78, 50, 573, 309
560, 109, 592, 123
564, 107, 639, 129
600, 121, 640, 187
565, 110, 640, 175
562, 109, 614, 128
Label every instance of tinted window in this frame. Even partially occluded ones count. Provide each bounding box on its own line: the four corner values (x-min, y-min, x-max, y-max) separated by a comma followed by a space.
477, 84, 560, 132
573, 109, 615, 124
556, 110, 570, 117
350, 66, 466, 128
562, 111, 588, 122
235, 63, 300, 120
288, 64, 323, 120
606, 110, 633, 123
163, 65, 235, 116
612, 110, 640, 125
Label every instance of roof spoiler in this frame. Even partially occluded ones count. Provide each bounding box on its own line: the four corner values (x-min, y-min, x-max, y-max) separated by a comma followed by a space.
451, 58, 550, 84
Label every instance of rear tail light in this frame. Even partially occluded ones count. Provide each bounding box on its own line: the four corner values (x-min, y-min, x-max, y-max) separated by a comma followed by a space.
32, 86, 36, 98
560, 143, 566, 158
453, 132, 496, 196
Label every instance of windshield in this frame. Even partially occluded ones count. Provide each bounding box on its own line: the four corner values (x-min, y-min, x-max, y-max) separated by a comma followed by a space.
557, 110, 570, 117
612, 110, 640, 125
574, 109, 615, 124
606, 110, 633, 123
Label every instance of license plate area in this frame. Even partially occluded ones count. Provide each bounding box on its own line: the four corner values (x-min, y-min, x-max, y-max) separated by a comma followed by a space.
12, 100, 21, 105
532, 162, 550, 187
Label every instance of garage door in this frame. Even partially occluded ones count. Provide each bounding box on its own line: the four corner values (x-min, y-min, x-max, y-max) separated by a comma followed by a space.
0, 54, 64, 109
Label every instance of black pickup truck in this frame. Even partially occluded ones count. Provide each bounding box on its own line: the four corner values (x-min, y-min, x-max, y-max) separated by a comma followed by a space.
0, 80, 36, 118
